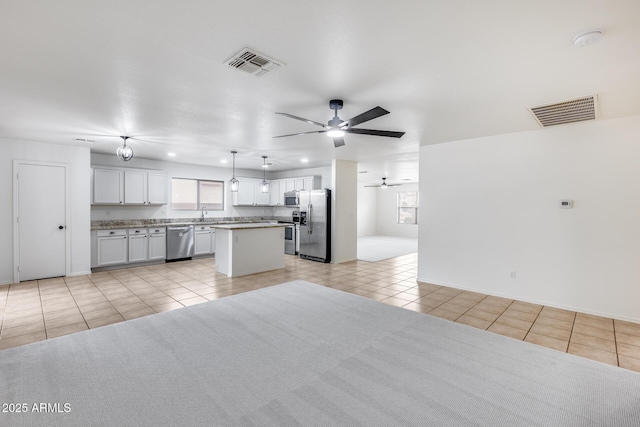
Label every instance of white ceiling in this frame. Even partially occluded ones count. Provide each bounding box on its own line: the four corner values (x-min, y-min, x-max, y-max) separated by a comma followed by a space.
1, 1, 639, 185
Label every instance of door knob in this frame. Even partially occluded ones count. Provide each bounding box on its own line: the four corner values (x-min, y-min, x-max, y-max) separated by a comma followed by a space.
58, 226, 64, 230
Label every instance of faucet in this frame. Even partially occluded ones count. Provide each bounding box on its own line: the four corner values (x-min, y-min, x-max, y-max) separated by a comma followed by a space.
200, 205, 207, 221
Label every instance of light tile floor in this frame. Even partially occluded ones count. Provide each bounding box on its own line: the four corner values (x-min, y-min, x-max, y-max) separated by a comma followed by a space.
1, 254, 639, 373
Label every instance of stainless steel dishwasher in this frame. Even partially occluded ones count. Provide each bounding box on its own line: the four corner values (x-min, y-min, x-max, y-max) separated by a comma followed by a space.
166, 225, 195, 261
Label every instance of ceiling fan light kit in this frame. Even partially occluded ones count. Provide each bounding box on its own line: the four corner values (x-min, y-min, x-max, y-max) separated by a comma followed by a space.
274, 99, 405, 148
116, 136, 134, 161
229, 150, 239, 192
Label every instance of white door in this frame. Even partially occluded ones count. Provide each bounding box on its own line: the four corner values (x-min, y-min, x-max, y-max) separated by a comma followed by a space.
17, 163, 67, 281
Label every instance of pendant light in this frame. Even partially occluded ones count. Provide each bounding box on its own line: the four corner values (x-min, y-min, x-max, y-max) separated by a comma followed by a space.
260, 156, 270, 193
116, 136, 134, 161
229, 151, 239, 192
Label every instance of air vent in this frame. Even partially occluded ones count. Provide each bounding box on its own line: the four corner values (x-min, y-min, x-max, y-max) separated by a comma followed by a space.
528, 95, 598, 127
225, 48, 284, 77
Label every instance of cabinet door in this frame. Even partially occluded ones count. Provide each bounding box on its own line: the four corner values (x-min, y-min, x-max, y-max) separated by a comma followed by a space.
210, 229, 216, 254
148, 173, 168, 204
285, 179, 296, 192
254, 180, 270, 205
233, 178, 255, 205
128, 234, 148, 263
124, 171, 147, 204
269, 180, 280, 206
148, 233, 166, 260
93, 169, 124, 204
194, 230, 212, 255
294, 178, 305, 191
302, 177, 314, 191
97, 236, 128, 266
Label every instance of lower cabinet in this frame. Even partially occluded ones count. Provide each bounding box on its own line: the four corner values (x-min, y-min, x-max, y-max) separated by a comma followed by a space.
148, 227, 166, 260
194, 225, 216, 256
96, 229, 128, 267
93, 227, 168, 268
128, 228, 148, 263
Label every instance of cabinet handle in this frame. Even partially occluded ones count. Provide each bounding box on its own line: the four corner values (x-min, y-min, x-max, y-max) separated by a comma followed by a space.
155, 229, 159, 232
109, 231, 115, 235
135, 230, 140, 233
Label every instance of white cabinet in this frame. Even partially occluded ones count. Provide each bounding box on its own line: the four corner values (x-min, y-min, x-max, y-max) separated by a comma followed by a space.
210, 228, 216, 254
148, 227, 166, 260
128, 228, 148, 263
302, 177, 314, 191
194, 225, 213, 255
269, 180, 282, 206
96, 229, 128, 266
93, 169, 124, 204
254, 180, 270, 205
285, 179, 296, 192
294, 178, 305, 191
124, 171, 147, 204
92, 166, 167, 205
233, 177, 257, 205
147, 173, 168, 204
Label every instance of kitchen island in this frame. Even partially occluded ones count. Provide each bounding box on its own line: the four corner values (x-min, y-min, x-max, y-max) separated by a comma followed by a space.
211, 223, 287, 277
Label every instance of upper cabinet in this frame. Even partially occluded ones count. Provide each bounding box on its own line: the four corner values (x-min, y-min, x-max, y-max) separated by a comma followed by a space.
93, 169, 124, 204
232, 175, 320, 206
92, 167, 167, 205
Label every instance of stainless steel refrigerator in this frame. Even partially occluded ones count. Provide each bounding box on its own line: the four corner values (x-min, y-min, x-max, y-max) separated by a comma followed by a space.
298, 189, 331, 263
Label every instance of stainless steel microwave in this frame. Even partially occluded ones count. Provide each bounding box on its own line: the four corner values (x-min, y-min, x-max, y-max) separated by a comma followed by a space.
284, 191, 299, 207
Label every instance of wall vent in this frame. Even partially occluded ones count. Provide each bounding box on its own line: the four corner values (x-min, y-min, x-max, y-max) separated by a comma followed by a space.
225, 48, 284, 77
528, 94, 598, 127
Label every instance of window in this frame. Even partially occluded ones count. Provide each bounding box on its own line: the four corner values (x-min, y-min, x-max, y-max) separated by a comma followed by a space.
171, 178, 224, 210
397, 192, 418, 224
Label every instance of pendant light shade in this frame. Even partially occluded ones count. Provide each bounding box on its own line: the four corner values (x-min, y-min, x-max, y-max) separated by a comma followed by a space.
229, 151, 239, 192
261, 156, 270, 193
116, 136, 134, 161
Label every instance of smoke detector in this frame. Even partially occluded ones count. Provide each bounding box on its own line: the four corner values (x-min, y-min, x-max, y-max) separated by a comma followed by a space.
573, 30, 603, 47
528, 95, 598, 127
225, 48, 284, 77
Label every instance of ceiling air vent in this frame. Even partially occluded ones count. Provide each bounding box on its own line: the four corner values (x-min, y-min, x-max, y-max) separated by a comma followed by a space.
225, 48, 284, 77
528, 94, 598, 127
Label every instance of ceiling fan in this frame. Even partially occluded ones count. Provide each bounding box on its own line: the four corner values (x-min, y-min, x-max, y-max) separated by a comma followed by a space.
273, 99, 405, 147
364, 177, 402, 188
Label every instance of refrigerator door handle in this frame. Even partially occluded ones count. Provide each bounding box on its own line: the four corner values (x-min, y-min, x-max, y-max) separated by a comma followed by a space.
308, 204, 312, 234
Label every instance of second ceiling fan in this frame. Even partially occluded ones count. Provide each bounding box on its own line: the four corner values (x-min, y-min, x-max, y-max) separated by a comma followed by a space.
273, 99, 405, 147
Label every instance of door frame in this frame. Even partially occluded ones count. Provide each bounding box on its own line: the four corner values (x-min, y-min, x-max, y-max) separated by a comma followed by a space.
13, 160, 71, 283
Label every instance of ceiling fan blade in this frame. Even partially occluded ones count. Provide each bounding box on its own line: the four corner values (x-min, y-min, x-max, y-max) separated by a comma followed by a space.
364, 184, 381, 187
339, 106, 389, 128
275, 112, 328, 128
387, 184, 403, 186
333, 137, 345, 147
345, 128, 405, 138
273, 130, 327, 138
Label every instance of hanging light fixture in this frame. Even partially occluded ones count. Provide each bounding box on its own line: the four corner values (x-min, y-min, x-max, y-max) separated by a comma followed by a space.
260, 156, 270, 193
229, 151, 239, 192
116, 136, 134, 161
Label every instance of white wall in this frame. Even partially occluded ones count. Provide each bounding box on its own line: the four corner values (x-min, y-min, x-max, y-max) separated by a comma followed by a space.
357, 186, 377, 237
331, 160, 358, 263
0, 138, 91, 285
376, 183, 419, 238
418, 115, 640, 323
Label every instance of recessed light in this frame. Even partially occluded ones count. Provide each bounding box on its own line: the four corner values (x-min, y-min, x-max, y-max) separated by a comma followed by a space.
220, 159, 228, 163
301, 158, 308, 163
167, 152, 176, 157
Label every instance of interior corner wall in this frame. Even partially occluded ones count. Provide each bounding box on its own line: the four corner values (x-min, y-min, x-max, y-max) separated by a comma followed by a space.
0, 138, 91, 285
331, 159, 357, 263
376, 182, 419, 238
357, 186, 377, 237
418, 115, 640, 322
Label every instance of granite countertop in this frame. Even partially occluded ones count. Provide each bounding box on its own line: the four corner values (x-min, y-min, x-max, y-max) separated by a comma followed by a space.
210, 223, 287, 230
91, 217, 290, 230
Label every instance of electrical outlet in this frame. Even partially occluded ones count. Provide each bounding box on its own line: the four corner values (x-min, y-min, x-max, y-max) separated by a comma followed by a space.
510, 271, 517, 279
